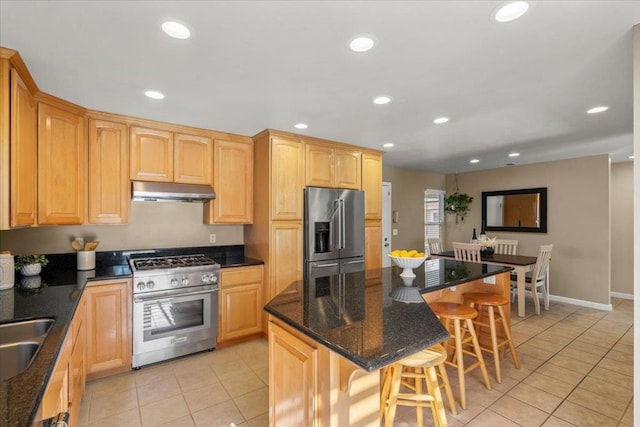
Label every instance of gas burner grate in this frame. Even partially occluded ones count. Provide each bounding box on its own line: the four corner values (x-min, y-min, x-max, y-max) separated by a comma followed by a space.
132, 254, 215, 270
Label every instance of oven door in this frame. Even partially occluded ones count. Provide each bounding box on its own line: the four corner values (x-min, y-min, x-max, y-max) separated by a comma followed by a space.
133, 286, 218, 366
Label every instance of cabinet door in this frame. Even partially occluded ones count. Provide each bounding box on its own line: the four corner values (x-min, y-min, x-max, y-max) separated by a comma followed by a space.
37, 102, 85, 225
85, 279, 132, 379
305, 143, 333, 188
271, 138, 304, 220
69, 316, 86, 424
174, 133, 213, 185
88, 119, 130, 223
219, 265, 263, 342
269, 320, 318, 427
10, 68, 37, 227
364, 221, 382, 279
41, 327, 72, 419
362, 153, 382, 220
270, 222, 303, 297
334, 148, 361, 189
130, 126, 173, 182
207, 139, 253, 223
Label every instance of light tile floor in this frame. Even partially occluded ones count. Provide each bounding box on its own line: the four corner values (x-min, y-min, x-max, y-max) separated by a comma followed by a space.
78, 297, 634, 426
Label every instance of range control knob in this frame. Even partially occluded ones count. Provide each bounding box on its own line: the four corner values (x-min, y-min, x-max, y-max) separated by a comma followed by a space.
146, 280, 155, 290
170, 279, 179, 287
209, 274, 218, 284
181, 277, 189, 287
202, 274, 210, 284
137, 281, 146, 291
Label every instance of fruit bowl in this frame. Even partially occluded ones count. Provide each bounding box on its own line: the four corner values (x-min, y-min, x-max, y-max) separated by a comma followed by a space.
389, 255, 428, 278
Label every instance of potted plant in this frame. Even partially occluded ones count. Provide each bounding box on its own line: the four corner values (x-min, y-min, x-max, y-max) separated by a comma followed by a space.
14, 254, 49, 276
444, 192, 474, 223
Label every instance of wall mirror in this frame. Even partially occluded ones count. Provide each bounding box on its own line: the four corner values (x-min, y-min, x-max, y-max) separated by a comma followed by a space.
481, 187, 547, 233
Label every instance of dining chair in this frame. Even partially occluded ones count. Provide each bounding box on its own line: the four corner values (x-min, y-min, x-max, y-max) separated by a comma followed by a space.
427, 238, 443, 256
511, 244, 553, 315
494, 239, 518, 255
452, 242, 482, 262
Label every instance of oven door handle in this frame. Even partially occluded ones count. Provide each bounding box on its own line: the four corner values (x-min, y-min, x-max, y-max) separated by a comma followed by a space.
134, 287, 217, 303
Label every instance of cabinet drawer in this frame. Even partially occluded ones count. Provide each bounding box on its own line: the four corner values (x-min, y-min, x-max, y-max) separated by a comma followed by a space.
221, 266, 263, 288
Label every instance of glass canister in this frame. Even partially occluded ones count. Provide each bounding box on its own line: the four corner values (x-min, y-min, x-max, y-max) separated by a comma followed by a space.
0, 251, 15, 290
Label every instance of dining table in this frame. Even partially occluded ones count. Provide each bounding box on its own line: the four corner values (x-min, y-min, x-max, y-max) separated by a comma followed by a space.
432, 250, 540, 317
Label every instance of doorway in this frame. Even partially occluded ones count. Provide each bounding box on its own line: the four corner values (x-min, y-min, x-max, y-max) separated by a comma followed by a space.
382, 182, 392, 267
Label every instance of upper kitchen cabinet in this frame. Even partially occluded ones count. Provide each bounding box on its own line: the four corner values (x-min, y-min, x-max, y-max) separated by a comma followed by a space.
271, 136, 304, 220
88, 117, 130, 224
129, 126, 174, 182
130, 126, 214, 185
174, 133, 213, 185
205, 138, 254, 224
37, 98, 86, 225
0, 49, 38, 229
361, 153, 382, 220
305, 142, 361, 189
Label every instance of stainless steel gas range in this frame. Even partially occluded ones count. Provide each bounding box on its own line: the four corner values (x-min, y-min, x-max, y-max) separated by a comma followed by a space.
129, 254, 220, 368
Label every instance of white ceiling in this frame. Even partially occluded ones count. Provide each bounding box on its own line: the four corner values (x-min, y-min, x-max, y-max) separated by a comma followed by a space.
1, 1, 638, 173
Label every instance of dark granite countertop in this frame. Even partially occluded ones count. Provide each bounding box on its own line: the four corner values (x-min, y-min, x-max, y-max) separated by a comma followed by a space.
0, 244, 263, 427
264, 258, 512, 372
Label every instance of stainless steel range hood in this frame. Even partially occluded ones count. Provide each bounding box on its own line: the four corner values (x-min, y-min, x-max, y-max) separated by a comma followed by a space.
132, 181, 216, 202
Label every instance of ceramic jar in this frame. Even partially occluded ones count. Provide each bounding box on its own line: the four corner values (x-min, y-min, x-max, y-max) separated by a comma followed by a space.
0, 251, 15, 290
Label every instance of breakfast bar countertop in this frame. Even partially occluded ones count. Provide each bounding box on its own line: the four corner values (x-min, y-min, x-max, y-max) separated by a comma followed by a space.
264, 258, 513, 372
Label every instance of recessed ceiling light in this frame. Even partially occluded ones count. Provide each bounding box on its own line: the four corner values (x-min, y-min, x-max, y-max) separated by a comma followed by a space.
494, 1, 530, 22
349, 35, 376, 52
508, 152, 520, 157
373, 96, 392, 105
294, 123, 308, 130
162, 21, 191, 39
382, 142, 394, 148
587, 106, 609, 114
469, 159, 480, 164
433, 117, 449, 124
144, 90, 165, 100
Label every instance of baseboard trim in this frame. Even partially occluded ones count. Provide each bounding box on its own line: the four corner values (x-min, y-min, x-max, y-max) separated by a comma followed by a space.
610, 291, 634, 300
548, 294, 613, 311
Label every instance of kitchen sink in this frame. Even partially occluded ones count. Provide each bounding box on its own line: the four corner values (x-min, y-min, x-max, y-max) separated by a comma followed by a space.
0, 342, 41, 381
0, 318, 54, 345
0, 318, 54, 381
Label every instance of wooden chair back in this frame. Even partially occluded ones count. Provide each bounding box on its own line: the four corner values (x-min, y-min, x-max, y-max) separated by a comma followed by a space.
494, 239, 518, 255
427, 238, 443, 256
532, 244, 553, 285
452, 242, 482, 262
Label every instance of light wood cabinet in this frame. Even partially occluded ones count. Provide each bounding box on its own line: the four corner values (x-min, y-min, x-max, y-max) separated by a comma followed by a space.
68, 296, 86, 424
130, 126, 214, 185
37, 101, 85, 225
305, 143, 361, 189
365, 221, 382, 279
174, 133, 213, 185
205, 138, 253, 224
362, 153, 382, 220
129, 126, 173, 182
85, 279, 132, 380
271, 137, 304, 220
1, 50, 38, 230
268, 320, 318, 427
219, 265, 263, 342
270, 221, 303, 297
88, 118, 130, 224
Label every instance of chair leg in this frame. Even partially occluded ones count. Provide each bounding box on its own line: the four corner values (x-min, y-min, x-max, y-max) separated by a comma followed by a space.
542, 277, 550, 310
533, 284, 541, 315
487, 306, 501, 383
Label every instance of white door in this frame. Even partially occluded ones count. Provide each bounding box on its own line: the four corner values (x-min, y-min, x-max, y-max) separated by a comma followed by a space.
382, 182, 392, 267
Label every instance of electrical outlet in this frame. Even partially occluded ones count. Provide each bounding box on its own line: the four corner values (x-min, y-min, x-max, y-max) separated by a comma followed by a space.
209, 234, 216, 244
483, 275, 496, 285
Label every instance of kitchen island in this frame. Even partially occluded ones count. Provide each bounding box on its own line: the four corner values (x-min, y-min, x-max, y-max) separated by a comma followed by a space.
264, 258, 512, 427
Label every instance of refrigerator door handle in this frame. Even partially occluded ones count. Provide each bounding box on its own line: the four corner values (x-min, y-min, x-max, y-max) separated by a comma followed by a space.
344, 259, 365, 264
340, 198, 346, 249
314, 262, 339, 268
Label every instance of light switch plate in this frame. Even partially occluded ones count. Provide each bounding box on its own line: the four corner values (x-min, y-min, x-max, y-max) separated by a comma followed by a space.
392, 229, 398, 236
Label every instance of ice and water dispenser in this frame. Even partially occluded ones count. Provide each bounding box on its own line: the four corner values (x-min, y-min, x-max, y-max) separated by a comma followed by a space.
314, 222, 330, 254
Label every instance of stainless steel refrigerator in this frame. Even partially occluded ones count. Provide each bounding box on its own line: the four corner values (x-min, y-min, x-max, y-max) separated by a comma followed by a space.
304, 187, 365, 280
304, 187, 366, 330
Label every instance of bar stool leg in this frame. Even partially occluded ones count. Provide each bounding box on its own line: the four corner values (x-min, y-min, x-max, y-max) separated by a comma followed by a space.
453, 319, 467, 409
437, 363, 457, 415
384, 363, 402, 427
415, 367, 424, 427
379, 366, 391, 420
465, 318, 492, 390
487, 306, 502, 383
498, 305, 520, 369
425, 366, 448, 427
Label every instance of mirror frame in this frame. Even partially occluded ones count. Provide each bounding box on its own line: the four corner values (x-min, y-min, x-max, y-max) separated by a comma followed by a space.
481, 187, 547, 233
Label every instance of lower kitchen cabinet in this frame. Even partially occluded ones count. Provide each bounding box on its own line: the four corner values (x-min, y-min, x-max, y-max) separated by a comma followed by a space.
364, 221, 382, 279
85, 278, 132, 380
219, 265, 263, 343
